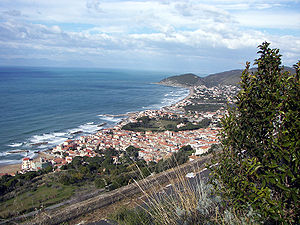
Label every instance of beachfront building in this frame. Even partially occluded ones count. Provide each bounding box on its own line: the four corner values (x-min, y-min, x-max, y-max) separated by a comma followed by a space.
21, 157, 52, 172
21, 157, 32, 170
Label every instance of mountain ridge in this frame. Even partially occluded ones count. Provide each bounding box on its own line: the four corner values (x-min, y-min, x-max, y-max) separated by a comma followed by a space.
157, 66, 295, 87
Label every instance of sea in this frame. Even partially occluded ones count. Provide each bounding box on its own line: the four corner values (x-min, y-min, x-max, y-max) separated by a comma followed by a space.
0, 67, 189, 166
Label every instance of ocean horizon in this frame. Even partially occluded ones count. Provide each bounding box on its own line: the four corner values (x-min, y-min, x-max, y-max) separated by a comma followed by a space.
0, 66, 189, 166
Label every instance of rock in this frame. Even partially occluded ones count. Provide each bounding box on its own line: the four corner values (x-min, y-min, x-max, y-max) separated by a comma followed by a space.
31, 142, 48, 146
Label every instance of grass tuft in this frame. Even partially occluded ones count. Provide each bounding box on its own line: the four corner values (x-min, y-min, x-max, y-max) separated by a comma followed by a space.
110, 159, 260, 225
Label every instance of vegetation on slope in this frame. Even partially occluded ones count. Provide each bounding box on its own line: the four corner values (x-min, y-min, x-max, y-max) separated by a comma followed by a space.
210, 42, 300, 224
0, 145, 195, 219
157, 70, 243, 87
158, 73, 204, 87
202, 69, 243, 87
109, 159, 257, 225
158, 65, 295, 88
122, 115, 211, 132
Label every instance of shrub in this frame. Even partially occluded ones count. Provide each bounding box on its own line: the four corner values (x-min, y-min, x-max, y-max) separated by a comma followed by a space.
110, 207, 152, 225
210, 42, 300, 223
130, 164, 258, 225
94, 178, 106, 188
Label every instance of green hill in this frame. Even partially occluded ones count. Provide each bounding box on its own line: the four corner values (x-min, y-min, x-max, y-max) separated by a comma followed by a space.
158, 67, 295, 87
203, 69, 243, 87
157, 73, 205, 87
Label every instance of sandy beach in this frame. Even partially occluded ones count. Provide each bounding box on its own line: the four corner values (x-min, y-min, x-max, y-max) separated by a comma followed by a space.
0, 163, 21, 175
0, 151, 55, 175
185, 87, 195, 101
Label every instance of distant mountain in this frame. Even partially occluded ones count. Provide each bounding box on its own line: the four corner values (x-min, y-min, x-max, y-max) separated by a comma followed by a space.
157, 67, 295, 87
156, 73, 205, 88
157, 70, 242, 87
202, 69, 243, 87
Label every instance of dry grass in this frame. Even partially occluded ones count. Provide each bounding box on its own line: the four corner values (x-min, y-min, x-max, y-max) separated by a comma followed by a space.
135, 167, 208, 224
131, 159, 259, 225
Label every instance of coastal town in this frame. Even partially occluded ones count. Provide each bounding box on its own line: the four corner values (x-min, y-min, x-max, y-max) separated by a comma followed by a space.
1, 84, 239, 176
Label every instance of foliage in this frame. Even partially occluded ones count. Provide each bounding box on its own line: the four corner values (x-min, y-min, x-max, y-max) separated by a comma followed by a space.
109, 207, 153, 225
184, 103, 224, 113
159, 73, 203, 87
171, 118, 211, 131
126, 145, 140, 160
0, 143, 195, 219
0, 167, 53, 196
57, 144, 195, 189
0, 183, 74, 218
122, 115, 211, 132
210, 42, 300, 223
154, 145, 194, 173
120, 164, 258, 225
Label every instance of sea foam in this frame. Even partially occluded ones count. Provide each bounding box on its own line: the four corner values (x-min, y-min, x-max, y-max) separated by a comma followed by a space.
29, 132, 68, 145
7, 143, 23, 147
143, 88, 189, 110
98, 115, 123, 123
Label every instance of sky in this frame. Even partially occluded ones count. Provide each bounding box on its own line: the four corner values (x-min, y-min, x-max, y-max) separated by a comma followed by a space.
0, 0, 300, 74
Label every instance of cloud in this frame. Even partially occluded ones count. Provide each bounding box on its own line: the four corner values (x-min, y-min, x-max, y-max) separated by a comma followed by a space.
234, 11, 300, 29
3, 10, 22, 17
0, 0, 299, 72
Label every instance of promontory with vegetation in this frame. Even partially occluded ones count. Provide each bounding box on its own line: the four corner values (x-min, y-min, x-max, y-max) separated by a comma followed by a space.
157, 70, 242, 87
157, 67, 295, 88
0, 42, 299, 224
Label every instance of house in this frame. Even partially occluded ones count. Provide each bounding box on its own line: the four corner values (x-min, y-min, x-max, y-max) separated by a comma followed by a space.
22, 157, 52, 171
52, 157, 67, 168
189, 155, 198, 161
64, 139, 73, 146
22, 157, 32, 170
195, 146, 210, 156
65, 156, 73, 163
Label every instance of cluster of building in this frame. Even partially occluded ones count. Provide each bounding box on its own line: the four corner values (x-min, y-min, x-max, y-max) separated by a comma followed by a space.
41, 106, 222, 168
167, 85, 239, 112
49, 125, 219, 164
16, 84, 240, 174
192, 85, 240, 104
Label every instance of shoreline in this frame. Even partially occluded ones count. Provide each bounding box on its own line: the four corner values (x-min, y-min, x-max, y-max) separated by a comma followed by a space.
0, 151, 55, 175
0, 85, 192, 176
154, 82, 193, 102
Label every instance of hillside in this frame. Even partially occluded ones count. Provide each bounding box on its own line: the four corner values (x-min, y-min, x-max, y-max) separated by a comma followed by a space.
203, 69, 243, 87
157, 73, 205, 88
157, 70, 242, 87
157, 67, 295, 87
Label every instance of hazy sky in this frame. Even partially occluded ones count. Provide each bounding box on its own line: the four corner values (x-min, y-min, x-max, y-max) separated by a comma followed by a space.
0, 0, 300, 74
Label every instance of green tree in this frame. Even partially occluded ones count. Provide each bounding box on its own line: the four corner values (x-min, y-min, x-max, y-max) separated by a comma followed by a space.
210, 42, 299, 223
138, 116, 151, 124
125, 145, 140, 160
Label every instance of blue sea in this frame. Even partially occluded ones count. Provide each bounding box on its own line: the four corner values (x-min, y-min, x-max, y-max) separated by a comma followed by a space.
0, 67, 189, 165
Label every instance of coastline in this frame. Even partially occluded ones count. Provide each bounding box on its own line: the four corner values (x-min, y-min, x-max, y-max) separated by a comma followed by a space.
0, 151, 55, 175
0, 85, 192, 176
154, 82, 193, 104
184, 87, 195, 102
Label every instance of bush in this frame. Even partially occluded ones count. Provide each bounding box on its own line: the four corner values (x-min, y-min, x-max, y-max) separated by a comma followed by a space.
128, 164, 258, 225
94, 178, 106, 188
110, 207, 153, 225
210, 42, 300, 223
